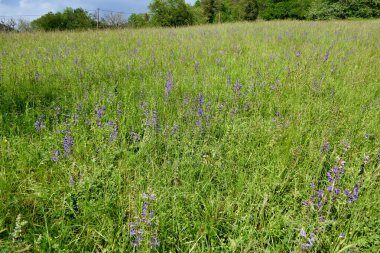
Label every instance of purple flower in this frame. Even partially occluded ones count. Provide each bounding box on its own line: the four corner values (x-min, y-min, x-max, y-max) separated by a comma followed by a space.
233, 81, 242, 95
171, 125, 178, 135
96, 106, 105, 118
334, 188, 341, 195
227, 76, 231, 86
51, 150, 60, 162
164, 72, 173, 97
324, 51, 330, 62
64, 132, 73, 157
321, 142, 330, 154
300, 228, 306, 237
340, 232, 345, 239
196, 93, 204, 127
150, 234, 160, 249
327, 172, 334, 183
130, 132, 140, 143
301, 243, 312, 250
152, 110, 159, 132
35, 116, 45, 131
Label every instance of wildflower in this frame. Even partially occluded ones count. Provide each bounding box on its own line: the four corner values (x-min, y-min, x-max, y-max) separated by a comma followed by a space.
233, 80, 242, 95
301, 243, 312, 250
171, 125, 178, 135
35, 116, 45, 131
130, 132, 140, 143
340, 232, 345, 239
96, 106, 105, 118
227, 75, 231, 86
320, 142, 330, 154
64, 132, 73, 157
323, 51, 329, 62
150, 234, 160, 249
296, 51, 301, 57
152, 110, 159, 132
196, 93, 204, 127
51, 150, 60, 162
164, 72, 173, 97
10, 214, 28, 243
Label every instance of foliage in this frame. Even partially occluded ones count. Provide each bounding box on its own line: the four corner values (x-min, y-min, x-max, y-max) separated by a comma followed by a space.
31, 8, 95, 31
149, 0, 194, 26
200, 0, 259, 23
259, 0, 312, 20
127, 13, 151, 28
243, 0, 260, 21
308, 0, 380, 20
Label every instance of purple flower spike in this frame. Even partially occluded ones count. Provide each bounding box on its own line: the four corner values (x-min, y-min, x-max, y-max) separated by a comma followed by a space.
300, 228, 306, 237
35, 116, 45, 131
164, 72, 173, 97
233, 81, 242, 95
324, 51, 330, 62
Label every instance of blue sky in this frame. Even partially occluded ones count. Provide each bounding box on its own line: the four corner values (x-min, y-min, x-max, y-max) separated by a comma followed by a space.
0, 0, 196, 20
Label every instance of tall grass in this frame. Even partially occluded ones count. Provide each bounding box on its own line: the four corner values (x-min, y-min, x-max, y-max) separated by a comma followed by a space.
0, 20, 379, 252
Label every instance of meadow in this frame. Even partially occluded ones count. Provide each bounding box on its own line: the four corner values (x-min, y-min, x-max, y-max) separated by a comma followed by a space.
0, 20, 379, 252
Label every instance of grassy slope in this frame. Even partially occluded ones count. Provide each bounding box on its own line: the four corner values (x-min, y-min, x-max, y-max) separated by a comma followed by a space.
0, 20, 379, 252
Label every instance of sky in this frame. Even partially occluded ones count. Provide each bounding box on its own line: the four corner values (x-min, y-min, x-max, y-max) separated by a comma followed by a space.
0, 0, 196, 21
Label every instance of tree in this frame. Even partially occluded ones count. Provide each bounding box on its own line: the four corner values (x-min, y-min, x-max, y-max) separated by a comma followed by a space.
128, 13, 150, 28
149, 0, 194, 27
17, 19, 32, 32
259, 0, 312, 20
31, 8, 95, 31
308, 0, 380, 20
102, 12, 127, 28
243, 0, 259, 21
201, 0, 219, 22
62, 8, 95, 29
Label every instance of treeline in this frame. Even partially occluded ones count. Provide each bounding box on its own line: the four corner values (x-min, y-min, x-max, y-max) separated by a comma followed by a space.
4, 0, 379, 32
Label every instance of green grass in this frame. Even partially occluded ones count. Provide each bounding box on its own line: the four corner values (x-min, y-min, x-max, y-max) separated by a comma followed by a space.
0, 20, 379, 252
